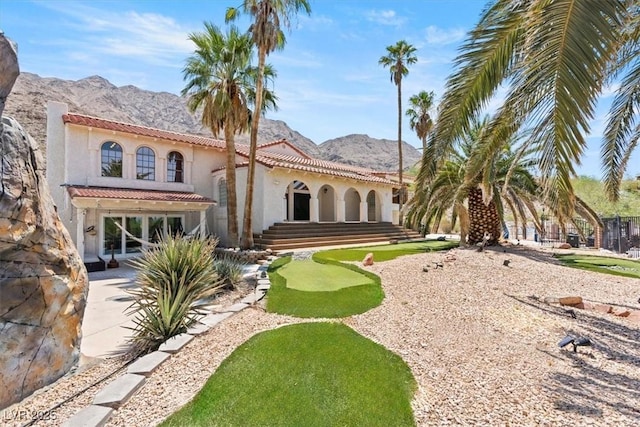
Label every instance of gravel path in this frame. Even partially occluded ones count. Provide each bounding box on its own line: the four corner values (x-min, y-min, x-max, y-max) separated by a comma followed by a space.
12, 245, 640, 426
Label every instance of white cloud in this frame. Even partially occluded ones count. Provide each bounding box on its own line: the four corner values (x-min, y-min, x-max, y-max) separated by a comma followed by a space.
364, 9, 406, 27
424, 25, 466, 45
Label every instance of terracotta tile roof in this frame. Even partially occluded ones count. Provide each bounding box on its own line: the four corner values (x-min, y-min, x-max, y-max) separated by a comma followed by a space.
62, 114, 226, 150
67, 186, 215, 203
234, 145, 396, 185
257, 139, 311, 158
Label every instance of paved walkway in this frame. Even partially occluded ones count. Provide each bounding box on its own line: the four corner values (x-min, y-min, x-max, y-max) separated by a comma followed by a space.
81, 262, 260, 361
81, 264, 138, 360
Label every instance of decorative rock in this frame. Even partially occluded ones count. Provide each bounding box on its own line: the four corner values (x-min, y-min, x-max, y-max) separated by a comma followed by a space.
256, 283, 271, 292
0, 36, 89, 407
558, 243, 572, 249
0, 33, 19, 119
362, 252, 374, 266
222, 302, 249, 313
611, 307, 631, 317
158, 334, 194, 353
240, 293, 260, 304
127, 351, 170, 377
574, 302, 595, 310
593, 304, 613, 314
92, 374, 145, 408
627, 310, 640, 324
62, 405, 114, 427
559, 296, 583, 306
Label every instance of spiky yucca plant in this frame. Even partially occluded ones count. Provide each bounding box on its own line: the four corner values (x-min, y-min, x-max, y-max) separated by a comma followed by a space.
213, 257, 247, 290
126, 234, 223, 355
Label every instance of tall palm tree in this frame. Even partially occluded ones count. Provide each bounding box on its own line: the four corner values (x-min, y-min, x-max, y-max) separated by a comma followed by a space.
379, 40, 417, 225
430, 0, 640, 214
226, 0, 311, 249
182, 23, 254, 247
406, 90, 436, 151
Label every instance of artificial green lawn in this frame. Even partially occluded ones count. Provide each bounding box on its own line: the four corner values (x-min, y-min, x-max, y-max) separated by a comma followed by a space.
554, 253, 640, 279
266, 256, 384, 318
160, 322, 416, 427
314, 239, 458, 262
279, 259, 371, 291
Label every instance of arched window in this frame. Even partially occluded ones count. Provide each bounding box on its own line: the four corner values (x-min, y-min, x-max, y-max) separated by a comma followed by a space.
101, 141, 123, 177
167, 151, 184, 183
218, 179, 227, 207
136, 147, 155, 180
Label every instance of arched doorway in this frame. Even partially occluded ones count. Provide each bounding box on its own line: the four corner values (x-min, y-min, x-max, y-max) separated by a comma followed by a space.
344, 188, 361, 222
285, 180, 310, 221
318, 185, 336, 222
367, 190, 381, 222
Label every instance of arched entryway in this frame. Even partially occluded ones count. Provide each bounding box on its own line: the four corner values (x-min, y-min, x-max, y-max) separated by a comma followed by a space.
285, 180, 310, 221
366, 190, 381, 222
318, 184, 336, 222
344, 187, 361, 222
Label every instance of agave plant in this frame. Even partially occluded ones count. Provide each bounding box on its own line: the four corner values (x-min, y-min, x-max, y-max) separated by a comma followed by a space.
126, 234, 223, 356
213, 256, 247, 290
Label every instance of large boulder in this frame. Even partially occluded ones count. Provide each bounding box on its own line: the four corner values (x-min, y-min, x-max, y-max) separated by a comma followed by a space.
0, 33, 89, 409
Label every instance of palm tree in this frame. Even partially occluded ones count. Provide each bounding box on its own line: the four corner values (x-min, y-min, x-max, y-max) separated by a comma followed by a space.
430, 0, 640, 213
406, 90, 436, 152
379, 40, 417, 225
182, 23, 254, 247
407, 116, 601, 246
226, 0, 311, 249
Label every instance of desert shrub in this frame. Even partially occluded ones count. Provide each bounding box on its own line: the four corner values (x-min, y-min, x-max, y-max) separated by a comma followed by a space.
126, 234, 224, 356
213, 257, 246, 289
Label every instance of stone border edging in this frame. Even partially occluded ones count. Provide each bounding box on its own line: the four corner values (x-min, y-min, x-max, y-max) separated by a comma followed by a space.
61, 261, 273, 427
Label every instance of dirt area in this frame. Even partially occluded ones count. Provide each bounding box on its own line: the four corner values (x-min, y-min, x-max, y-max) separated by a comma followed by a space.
9, 245, 640, 426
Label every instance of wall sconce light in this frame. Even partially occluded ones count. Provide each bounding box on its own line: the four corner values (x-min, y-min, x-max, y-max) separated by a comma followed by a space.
323, 188, 328, 194
85, 225, 97, 236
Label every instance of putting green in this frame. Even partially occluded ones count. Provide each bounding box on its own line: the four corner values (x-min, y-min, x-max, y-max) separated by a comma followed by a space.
279, 259, 371, 291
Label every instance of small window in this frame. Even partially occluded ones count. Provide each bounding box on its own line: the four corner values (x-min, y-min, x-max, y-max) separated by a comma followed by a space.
136, 147, 155, 180
101, 141, 123, 177
218, 178, 227, 207
167, 151, 184, 183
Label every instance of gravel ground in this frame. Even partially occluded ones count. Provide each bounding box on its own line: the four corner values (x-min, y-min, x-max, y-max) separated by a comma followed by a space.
9, 245, 640, 426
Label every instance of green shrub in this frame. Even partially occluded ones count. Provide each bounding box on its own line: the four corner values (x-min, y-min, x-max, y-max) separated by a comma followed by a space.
126, 234, 224, 356
213, 257, 246, 289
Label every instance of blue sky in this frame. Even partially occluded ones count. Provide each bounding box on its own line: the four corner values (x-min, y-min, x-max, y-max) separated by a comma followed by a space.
1, 0, 638, 179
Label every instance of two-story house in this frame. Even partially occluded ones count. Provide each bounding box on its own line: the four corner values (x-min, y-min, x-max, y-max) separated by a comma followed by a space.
46, 101, 400, 265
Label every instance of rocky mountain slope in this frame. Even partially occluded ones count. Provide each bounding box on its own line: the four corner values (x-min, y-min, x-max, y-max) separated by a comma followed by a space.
4, 72, 421, 171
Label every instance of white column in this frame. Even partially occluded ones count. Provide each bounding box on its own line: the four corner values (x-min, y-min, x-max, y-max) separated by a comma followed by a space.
360, 201, 368, 223
199, 210, 207, 237
282, 196, 287, 221
76, 208, 85, 261
310, 197, 319, 222
336, 198, 345, 222
287, 183, 294, 220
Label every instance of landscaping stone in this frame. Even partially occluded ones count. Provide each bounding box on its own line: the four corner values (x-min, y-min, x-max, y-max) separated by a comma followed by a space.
240, 293, 258, 304
62, 405, 113, 427
611, 307, 631, 317
558, 243, 572, 249
92, 374, 145, 408
559, 296, 583, 306
221, 302, 249, 313
127, 351, 170, 377
594, 304, 613, 314
200, 312, 234, 326
362, 252, 374, 266
627, 311, 640, 324
158, 334, 194, 353
186, 322, 211, 335
256, 283, 271, 292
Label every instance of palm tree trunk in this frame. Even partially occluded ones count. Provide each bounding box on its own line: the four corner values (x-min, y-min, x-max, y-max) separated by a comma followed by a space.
224, 124, 239, 247
397, 78, 404, 225
467, 187, 501, 245
241, 46, 267, 250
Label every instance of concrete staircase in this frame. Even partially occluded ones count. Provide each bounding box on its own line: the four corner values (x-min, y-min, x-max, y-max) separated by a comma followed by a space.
254, 222, 422, 252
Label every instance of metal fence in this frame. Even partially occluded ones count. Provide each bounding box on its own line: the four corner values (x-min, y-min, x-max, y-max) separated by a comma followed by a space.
537, 218, 596, 248
601, 215, 640, 255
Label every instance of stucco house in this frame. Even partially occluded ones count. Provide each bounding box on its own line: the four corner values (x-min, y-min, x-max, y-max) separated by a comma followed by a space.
45, 101, 402, 264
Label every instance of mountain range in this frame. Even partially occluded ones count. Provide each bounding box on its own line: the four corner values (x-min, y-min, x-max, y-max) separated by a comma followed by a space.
4, 72, 422, 172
